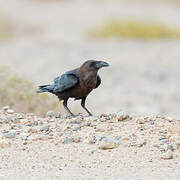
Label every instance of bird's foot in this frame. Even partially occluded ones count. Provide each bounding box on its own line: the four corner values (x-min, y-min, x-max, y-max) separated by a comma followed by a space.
88, 112, 93, 116
67, 113, 82, 119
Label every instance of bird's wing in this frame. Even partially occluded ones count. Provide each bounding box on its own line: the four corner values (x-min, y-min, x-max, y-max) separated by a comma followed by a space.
95, 75, 101, 89
53, 70, 79, 93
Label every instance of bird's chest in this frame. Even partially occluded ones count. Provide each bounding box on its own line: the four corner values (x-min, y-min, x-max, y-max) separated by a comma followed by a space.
80, 74, 97, 90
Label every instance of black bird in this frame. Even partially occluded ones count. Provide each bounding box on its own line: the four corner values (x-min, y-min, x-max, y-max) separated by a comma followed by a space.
37, 60, 109, 117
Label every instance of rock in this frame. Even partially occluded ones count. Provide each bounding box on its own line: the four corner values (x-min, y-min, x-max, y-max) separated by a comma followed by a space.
62, 137, 73, 144
160, 150, 173, 160
41, 124, 50, 132
46, 111, 61, 118
72, 124, 81, 131
122, 137, 130, 141
21, 133, 28, 140
116, 111, 129, 121
4, 130, 16, 138
95, 127, 105, 132
20, 119, 29, 125
7, 109, 14, 114
33, 121, 38, 126
73, 137, 81, 143
166, 117, 173, 122
89, 136, 97, 144
69, 118, 83, 124
136, 117, 145, 124
99, 137, 119, 150
114, 136, 121, 142
3, 106, 9, 111
85, 116, 98, 122
29, 135, 48, 141
99, 142, 118, 150
137, 139, 147, 147
0, 139, 9, 148
15, 114, 24, 119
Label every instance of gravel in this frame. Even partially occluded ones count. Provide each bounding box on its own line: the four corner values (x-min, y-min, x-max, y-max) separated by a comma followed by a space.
0, 107, 180, 179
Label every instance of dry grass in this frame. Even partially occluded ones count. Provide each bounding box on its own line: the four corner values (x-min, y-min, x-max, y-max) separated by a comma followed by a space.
0, 67, 61, 116
87, 20, 180, 40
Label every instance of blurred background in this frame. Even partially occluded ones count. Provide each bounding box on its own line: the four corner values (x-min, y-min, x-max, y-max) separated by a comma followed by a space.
0, 0, 180, 117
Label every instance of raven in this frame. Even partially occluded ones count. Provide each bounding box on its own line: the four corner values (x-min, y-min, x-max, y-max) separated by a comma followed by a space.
37, 60, 109, 117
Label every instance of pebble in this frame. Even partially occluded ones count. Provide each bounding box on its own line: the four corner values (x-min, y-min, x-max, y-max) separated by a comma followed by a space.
1, 109, 180, 161
3, 106, 9, 111
46, 111, 61, 118
95, 127, 105, 132
73, 137, 81, 143
99, 137, 119, 150
89, 137, 97, 144
0, 139, 9, 148
137, 139, 147, 147
41, 124, 50, 132
116, 111, 129, 121
21, 133, 28, 140
3, 130, 16, 138
161, 150, 173, 160
62, 137, 73, 144
99, 142, 118, 150
7, 109, 15, 114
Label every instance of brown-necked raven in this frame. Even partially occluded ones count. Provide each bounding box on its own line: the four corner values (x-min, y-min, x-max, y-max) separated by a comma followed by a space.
37, 60, 109, 117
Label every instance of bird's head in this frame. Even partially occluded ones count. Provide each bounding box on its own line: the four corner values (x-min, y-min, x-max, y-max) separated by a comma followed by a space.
81, 60, 109, 72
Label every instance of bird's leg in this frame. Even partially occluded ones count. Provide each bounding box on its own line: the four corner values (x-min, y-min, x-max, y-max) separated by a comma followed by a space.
63, 99, 75, 117
81, 97, 92, 116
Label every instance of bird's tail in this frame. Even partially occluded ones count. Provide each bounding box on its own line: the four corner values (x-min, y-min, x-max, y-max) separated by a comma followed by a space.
37, 84, 54, 93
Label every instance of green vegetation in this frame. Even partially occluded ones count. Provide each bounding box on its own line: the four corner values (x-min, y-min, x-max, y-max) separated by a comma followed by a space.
0, 16, 12, 39
0, 67, 60, 116
87, 20, 180, 39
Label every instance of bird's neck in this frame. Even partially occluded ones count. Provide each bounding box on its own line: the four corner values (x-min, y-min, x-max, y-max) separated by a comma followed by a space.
77, 70, 98, 88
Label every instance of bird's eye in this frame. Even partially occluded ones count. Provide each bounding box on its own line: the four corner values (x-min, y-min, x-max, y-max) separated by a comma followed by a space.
90, 62, 95, 67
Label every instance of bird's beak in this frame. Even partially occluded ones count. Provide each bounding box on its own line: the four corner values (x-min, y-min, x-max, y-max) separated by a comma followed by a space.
96, 61, 109, 69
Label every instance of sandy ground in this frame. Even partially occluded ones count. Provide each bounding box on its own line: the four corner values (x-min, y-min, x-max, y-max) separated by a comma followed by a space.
1, 1, 180, 179
0, 0, 180, 117
1, 108, 180, 179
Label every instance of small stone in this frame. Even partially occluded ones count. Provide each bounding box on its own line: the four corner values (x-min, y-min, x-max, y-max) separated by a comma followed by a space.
0, 139, 9, 148
73, 137, 81, 143
95, 127, 105, 132
20, 119, 29, 124
114, 136, 121, 142
137, 139, 147, 147
99, 137, 119, 150
21, 133, 28, 140
15, 114, 24, 119
122, 137, 129, 141
72, 124, 81, 131
41, 124, 50, 132
26, 113, 34, 116
166, 117, 173, 122
46, 111, 61, 118
161, 150, 173, 160
33, 121, 38, 126
23, 142, 27, 145
99, 142, 117, 150
89, 136, 97, 144
86, 116, 98, 121
7, 109, 14, 114
116, 111, 129, 121
136, 117, 145, 124
25, 127, 38, 133
62, 137, 73, 144
3, 106, 9, 111
4, 130, 16, 138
